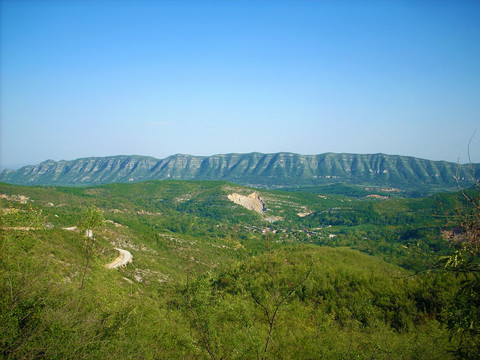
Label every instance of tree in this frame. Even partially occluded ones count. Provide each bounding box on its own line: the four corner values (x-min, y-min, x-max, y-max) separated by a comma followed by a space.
242, 236, 312, 360
0, 206, 47, 358
77, 205, 104, 290
246, 265, 311, 360
441, 151, 480, 359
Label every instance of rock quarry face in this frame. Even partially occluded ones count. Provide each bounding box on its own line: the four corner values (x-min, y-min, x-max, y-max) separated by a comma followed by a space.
227, 192, 267, 214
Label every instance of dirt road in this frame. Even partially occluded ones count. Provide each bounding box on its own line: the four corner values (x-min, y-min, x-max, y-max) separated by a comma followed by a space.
105, 248, 133, 269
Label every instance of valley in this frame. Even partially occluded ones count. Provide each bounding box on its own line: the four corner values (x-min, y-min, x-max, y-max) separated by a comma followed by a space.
1, 179, 479, 359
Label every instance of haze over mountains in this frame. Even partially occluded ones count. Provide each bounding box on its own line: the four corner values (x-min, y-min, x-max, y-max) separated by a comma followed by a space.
1, 152, 478, 193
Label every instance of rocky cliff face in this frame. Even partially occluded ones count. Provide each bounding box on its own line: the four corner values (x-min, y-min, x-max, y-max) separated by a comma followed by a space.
227, 192, 267, 214
1, 152, 478, 192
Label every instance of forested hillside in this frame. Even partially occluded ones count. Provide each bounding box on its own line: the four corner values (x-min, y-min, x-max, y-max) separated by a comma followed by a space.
1, 180, 479, 359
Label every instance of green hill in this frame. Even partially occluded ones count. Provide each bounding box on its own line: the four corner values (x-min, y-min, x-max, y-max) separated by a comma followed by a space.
1, 180, 477, 358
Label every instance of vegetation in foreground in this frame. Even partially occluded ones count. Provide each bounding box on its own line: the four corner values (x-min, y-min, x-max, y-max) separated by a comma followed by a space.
1, 180, 479, 359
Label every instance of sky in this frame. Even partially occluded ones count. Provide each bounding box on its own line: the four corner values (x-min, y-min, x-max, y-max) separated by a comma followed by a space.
1, 0, 479, 169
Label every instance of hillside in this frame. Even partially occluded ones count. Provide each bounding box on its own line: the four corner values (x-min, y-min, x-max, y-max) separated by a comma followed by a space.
1, 180, 471, 359
0, 179, 466, 273
1, 152, 478, 193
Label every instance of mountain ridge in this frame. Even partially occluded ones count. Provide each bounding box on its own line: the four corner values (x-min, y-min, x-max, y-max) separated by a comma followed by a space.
1, 152, 478, 193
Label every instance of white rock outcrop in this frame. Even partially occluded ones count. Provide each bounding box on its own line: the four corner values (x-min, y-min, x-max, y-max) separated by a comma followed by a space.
227, 192, 267, 214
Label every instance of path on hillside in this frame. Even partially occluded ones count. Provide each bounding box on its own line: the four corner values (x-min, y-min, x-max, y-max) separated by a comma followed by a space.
105, 248, 133, 269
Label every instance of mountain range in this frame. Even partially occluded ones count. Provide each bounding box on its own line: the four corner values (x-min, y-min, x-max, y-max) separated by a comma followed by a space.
1, 152, 478, 193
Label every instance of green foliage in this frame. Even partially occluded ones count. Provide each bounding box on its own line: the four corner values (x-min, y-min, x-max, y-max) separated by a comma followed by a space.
1, 180, 477, 358
178, 246, 455, 359
440, 186, 480, 359
77, 205, 105, 232
76, 205, 105, 290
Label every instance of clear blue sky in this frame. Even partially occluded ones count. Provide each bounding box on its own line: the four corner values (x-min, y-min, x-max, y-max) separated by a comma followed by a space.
1, 0, 479, 169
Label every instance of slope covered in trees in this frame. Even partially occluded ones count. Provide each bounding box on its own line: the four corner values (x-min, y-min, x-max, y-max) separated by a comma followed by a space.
1, 180, 479, 358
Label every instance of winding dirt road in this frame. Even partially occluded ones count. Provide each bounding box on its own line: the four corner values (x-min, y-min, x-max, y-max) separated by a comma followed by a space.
105, 248, 133, 269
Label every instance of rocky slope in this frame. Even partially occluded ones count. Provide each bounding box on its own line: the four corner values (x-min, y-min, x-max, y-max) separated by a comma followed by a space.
227, 192, 267, 214
1, 152, 478, 192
